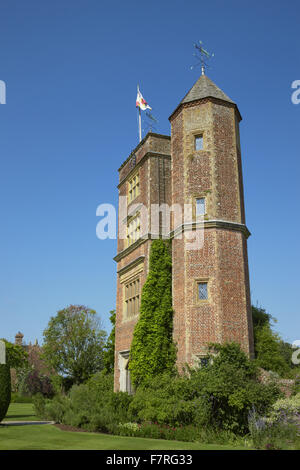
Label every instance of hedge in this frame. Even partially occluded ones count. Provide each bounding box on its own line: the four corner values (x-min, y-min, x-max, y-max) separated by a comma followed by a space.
0, 364, 11, 422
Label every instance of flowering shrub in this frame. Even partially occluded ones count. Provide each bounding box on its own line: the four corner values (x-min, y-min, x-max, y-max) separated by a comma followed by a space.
118, 422, 139, 433
272, 393, 300, 417
248, 406, 298, 450
292, 375, 300, 395
114, 421, 242, 444
115, 421, 198, 442
267, 393, 300, 436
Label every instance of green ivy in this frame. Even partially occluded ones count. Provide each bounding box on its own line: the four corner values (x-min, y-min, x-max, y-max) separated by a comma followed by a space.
129, 239, 176, 387
103, 310, 116, 374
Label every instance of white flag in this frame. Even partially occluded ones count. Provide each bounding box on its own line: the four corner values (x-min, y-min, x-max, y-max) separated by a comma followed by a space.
136, 87, 152, 111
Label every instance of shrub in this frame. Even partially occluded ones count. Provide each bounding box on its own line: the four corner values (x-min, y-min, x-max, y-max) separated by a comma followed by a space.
292, 374, 300, 395
33, 344, 283, 439
248, 406, 298, 450
25, 370, 54, 398
11, 392, 32, 403
32, 393, 47, 418
33, 392, 70, 422
0, 364, 11, 422
189, 343, 281, 433
32, 371, 133, 433
20, 369, 55, 398
47, 395, 71, 422
269, 393, 300, 427
128, 343, 280, 434
129, 373, 195, 426
114, 421, 242, 445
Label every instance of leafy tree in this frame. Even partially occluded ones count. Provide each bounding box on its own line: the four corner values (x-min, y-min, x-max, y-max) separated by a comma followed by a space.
252, 305, 274, 329
129, 239, 176, 387
42, 305, 107, 385
0, 339, 28, 368
254, 325, 290, 375
278, 340, 297, 369
252, 306, 291, 376
24, 370, 54, 398
103, 310, 116, 374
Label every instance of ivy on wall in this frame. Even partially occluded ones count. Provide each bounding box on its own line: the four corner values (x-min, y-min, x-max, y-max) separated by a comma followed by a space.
129, 239, 176, 387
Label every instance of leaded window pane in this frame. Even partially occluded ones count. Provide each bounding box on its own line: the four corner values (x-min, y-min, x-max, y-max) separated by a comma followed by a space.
196, 198, 205, 216
195, 135, 203, 151
198, 282, 208, 300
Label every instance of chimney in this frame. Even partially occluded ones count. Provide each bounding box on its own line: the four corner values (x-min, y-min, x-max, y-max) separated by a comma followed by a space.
15, 332, 24, 346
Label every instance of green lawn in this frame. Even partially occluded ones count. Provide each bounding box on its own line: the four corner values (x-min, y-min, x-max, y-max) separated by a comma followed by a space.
3, 403, 40, 422
0, 424, 249, 450
0, 403, 248, 450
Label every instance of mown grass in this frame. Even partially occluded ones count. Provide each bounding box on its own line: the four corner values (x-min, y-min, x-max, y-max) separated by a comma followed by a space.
0, 403, 248, 450
0, 424, 249, 450
3, 403, 40, 422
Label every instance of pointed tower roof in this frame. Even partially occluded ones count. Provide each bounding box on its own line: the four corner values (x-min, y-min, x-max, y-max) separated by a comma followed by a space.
181, 74, 234, 105
169, 74, 241, 120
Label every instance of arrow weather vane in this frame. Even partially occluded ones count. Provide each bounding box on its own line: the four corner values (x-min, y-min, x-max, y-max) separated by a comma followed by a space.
190, 41, 215, 75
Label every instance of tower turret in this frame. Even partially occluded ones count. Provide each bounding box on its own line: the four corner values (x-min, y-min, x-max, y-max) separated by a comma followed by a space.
169, 74, 254, 368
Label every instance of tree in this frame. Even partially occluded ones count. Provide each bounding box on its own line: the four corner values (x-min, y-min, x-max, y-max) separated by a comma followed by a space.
24, 370, 54, 398
42, 305, 107, 385
252, 305, 274, 329
0, 339, 28, 368
103, 310, 116, 374
252, 306, 291, 376
254, 324, 290, 375
129, 239, 176, 387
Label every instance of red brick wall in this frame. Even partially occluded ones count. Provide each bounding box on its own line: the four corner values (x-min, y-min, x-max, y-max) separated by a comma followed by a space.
114, 94, 254, 388
170, 98, 254, 369
114, 133, 171, 391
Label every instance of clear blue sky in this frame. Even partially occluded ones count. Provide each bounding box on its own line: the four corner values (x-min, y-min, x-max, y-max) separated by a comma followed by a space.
0, 0, 299, 345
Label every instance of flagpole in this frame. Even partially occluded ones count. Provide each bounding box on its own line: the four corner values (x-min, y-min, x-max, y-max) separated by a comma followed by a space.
137, 84, 142, 143
138, 106, 142, 143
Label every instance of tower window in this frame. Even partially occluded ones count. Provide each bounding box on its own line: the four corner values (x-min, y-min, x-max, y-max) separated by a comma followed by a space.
200, 357, 209, 368
125, 278, 140, 318
195, 134, 203, 151
128, 173, 140, 203
196, 197, 206, 217
127, 215, 141, 247
198, 282, 208, 300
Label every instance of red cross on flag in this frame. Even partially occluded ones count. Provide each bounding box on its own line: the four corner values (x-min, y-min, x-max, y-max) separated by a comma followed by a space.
136, 87, 152, 111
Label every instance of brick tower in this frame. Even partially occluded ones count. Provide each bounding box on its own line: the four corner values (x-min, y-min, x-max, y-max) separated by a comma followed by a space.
113, 75, 254, 391
169, 74, 254, 371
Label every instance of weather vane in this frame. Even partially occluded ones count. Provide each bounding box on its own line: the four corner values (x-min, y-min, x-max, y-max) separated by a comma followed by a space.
143, 111, 158, 133
190, 41, 215, 75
